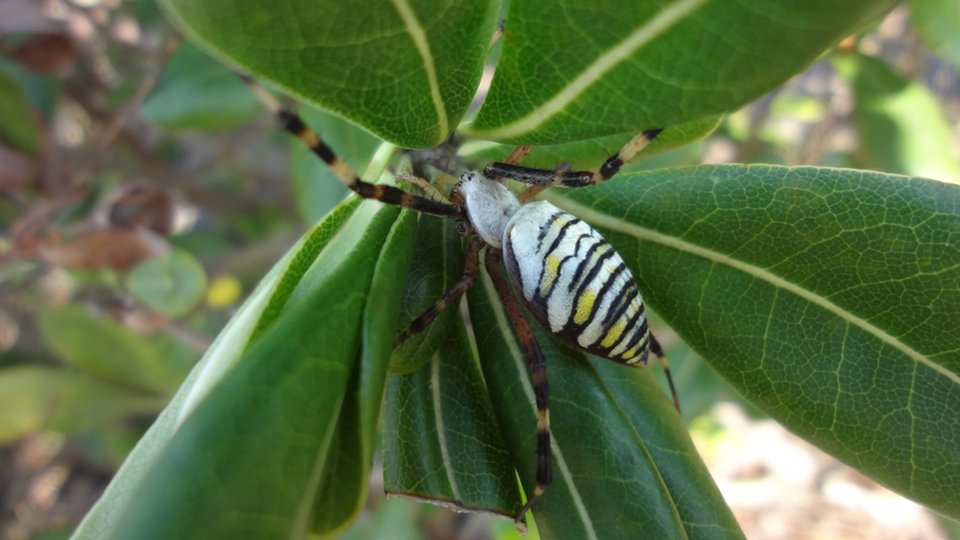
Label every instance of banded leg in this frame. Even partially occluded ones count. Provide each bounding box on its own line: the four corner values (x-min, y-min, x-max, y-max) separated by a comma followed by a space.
242, 75, 464, 220
394, 237, 484, 346
483, 128, 664, 188
648, 333, 680, 412
485, 248, 551, 524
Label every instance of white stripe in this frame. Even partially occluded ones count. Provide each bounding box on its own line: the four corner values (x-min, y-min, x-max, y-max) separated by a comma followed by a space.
479, 272, 599, 540
546, 193, 960, 386
390, 0, 449, 140
471, 0, 708, 140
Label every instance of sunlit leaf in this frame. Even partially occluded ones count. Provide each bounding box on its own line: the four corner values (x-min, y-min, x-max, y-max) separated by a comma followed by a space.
157, 0, 500, 147
545, 165, 960, 520
470, 0, 897, 143
383, 317, 522, 517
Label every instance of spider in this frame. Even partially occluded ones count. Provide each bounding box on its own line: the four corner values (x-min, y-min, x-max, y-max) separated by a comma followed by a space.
244, 77, 679, 524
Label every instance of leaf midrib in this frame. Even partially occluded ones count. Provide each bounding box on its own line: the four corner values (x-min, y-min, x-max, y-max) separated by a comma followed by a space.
545, 191, 960, 386
470, 0, 709, 139
389, 0, 448, 139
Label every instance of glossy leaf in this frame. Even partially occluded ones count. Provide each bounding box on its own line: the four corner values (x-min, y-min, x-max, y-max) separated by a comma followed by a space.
544, 165, 960, 520
470, 0, 897, 143
390, 215, 465, 375
461, 116, 722, 172
71, 199, 398, 539
158, 0, 500, 147
309, 208, 416, 535
467, 272, 742, 539
383, 317, 522, 517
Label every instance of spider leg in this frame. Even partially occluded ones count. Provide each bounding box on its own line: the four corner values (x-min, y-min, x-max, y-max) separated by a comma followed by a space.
483, 128, 664, 188
485, 248, 551, 525
394, 237, 483, 346
647, 332, 681, 413
241, 75, 464, 220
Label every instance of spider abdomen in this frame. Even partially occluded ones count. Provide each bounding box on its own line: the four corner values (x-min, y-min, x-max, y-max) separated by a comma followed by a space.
502, 201, 650, 365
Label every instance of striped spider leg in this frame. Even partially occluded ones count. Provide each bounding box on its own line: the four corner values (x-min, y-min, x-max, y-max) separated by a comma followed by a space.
243, 75, 676, 525
241, 75, 465, 221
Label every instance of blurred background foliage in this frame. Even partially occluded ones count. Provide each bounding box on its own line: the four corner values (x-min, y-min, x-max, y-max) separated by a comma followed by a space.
0, 1, 957, 539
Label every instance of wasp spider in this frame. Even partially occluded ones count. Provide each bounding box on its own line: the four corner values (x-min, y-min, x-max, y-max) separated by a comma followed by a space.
243, 76, 678, 524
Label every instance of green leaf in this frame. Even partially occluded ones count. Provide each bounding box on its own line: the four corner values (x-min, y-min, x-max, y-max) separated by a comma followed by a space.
0, 366, 165, 443
76, 199, 397, 539
836, 52, 960, 183
140, 42, 261, 131
309, 208, 417, 535
0, 65, 40, 154
127, 249, 208, 318
390, 215, 466, 375
461, 116, 722, 172
383, 317, 523, 517
544, 165, 960, 520
911, 0, 960, 71
158, 0, 500, 147
469, 0, 897, 143
38, 306, 184, 395
467, 272, 742, 539
78, 202, 410, 540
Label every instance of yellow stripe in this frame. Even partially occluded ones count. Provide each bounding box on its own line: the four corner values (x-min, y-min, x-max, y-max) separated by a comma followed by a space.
539, 254, 562, 295
600, 318, 627, 349
573, 289, 597, 325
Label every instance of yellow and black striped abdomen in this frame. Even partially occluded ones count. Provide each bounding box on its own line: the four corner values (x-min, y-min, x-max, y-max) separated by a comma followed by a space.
502, 201, 650, 365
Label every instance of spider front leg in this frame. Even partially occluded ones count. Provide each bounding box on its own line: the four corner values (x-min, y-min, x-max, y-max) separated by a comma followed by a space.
241, 75, 464, 220
483, 128, 664, 188
484, 248, 551, 525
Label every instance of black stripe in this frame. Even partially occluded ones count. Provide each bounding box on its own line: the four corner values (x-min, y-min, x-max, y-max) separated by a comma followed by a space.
574, 260, 626, 343
617, 314, 650, 359
539, 215, 578, 258
566, 239, 606, 293
532, 217, 579, 302
536, 211, 565, 244
602, 282, 638, 328
543, 234, 594, 301
484, 162, 592, 187
354, 183, 463, 218
562, 249, 616, 336
278, 110, 339, 165
610, 302, 646, 352
598, 156, 624, 180
537, 430, 551, 485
